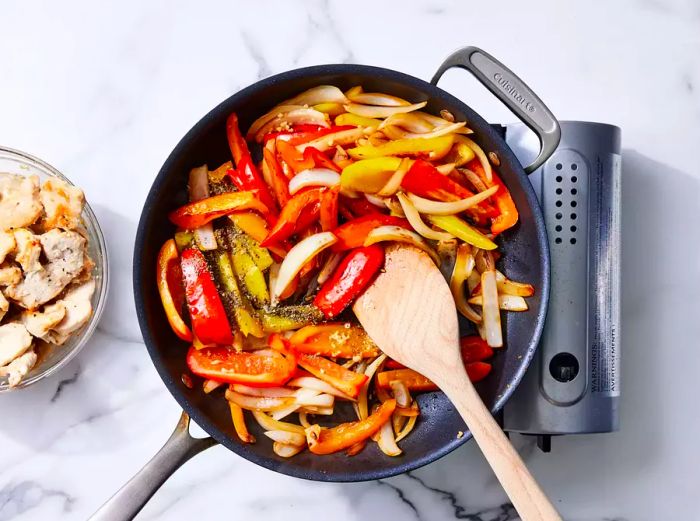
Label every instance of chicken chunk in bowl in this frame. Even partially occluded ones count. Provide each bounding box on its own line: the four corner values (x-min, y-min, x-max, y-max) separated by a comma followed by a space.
0, 147, 107, 391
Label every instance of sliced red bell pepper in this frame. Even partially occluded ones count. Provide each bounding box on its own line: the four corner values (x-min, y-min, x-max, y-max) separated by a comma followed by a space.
226, 113, 277, 213
319, 186, 339, 231
401, 160, 498, 222
157, 239, 193, 342
276, 139, 315, 173
303, 147, 342, 173
296, 354, 368, 398
331, 215, 410, 252
305, 399, 396, 455
376, 363, 492, 391
180, 248, 233, 346
261, 188, 325, 246
168, 191, 268, 229
186, 344, 297, 386
261, 188, 324, 246
339, 195, 385, 218
460, 335, 494, 363
262, 147, 291, 208
314, 245, 385, 319
467, 159, 519, 235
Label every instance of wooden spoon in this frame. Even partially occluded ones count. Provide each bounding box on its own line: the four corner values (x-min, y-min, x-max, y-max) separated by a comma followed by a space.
354, 245, 561, 521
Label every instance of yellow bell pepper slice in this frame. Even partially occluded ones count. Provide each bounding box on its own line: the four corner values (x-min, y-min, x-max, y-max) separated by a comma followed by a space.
335, 113, 382, 128
427, 215, 497, 250
340, 157, 402, 194
347, 135, 455, 161
314, 102, 346, 116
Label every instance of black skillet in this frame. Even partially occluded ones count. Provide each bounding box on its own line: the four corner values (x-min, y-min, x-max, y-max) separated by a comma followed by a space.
91, 47, 560, 521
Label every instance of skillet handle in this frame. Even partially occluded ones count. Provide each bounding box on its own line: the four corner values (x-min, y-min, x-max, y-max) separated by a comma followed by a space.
89, 411, 217, 521
431, 46, 560, 173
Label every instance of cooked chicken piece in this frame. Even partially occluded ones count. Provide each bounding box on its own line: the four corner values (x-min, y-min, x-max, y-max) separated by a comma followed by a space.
45, 279, 95, 345
38, 178, 85, 231
72, 253, 95, 284
0, 263, 22, 286
0, 322, 33, 366
0, 349, 37, 387
0, 231, 15, 264
0, 291, 8, 322
21, 302, 66, 339
5, 229, 86, 309
13, 228, 42, 273
0, 174, 42, 231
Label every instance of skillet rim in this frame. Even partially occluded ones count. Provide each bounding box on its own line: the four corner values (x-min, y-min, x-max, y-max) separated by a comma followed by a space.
133, 63, 550, 482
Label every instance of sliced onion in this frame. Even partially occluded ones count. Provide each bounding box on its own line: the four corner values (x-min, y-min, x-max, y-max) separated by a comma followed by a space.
294, 388, 335, 407
435, 163, 456, 175
458, 136, 492, 182
273, 442, 304, 457
406, 185, 498, 215
248, 104, 304, 138
316, 252, 342, 285
287, 376, 355, 400
345, 101, 427, 119
414, 111, 455, 128
379, 113, 434, 133
298, 412, 311, 428
202, 379, 224, 394
394, 414, 418, 443
283, 85, 349, 107
376, 418, 402, 456
397, 192, 453, 241
384, 197, 405, 217
461, 167, 488, 192
364, 193, 387, 208
231, 384, 296, 398
254, 108, 329, 142
468, 294, 529, 311
188, 166, 217, 250
394, 122, 467, 140
364, 225, 440, 264
270, 404, 300, 421
377, 158, 413, 197
272, 232, 337, 301
288, 169, 340, 195
298, 405, 334, 415
467, 269, 481, 294
225, 389, 295, 411
368, 131, 388, 147
251, 410, 305, 435
392, 413, 407, 435
357, 354, 387, 420
495, 270, 535, 296
395, 402, 420, 417
450, 244, 481, 323
296, 127, 368, 153
474, 249, 496, 273
347, 90, 411, 107
332, 145, 349, 164
481, 270, 503, 347
264, 429, 306, 446
389, 380, 411, 408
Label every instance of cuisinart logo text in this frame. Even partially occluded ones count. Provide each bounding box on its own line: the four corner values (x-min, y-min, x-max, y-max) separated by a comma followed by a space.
493, 73, 536, 113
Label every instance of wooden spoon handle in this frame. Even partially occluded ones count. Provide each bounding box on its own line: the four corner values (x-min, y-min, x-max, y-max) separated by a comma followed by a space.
442, 375, 562, 521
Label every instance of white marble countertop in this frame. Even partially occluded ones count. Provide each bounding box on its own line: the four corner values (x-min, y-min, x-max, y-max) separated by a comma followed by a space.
1, 0, 699, 519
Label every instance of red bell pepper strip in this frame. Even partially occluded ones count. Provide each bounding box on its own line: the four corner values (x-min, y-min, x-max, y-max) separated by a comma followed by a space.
305, 399, 396, 454
319, 186, 339, 231
296, 353, 368, 398
331, 215, 410, 252
262, 147, 291, 208
376, 363, 492, 391
186, 344, 297, 386
467, 159, 519, 235
314, 245, 385, 319
168, 191, 268, 229
460, 335, 494, 363
303, 147, 342, 173
276, 139, 314, 173
401, 160, 498, 222
339, 195, 385, 218
261, 188, 325, 246
226, 113, 277, 213
157, 239, 193, 342
180, 248, 233, 346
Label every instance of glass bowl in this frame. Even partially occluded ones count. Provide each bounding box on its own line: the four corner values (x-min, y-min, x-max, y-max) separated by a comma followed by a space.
0, 146, 108, 391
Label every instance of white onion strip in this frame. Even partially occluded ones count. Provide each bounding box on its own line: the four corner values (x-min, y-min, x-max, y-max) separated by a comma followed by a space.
288, 169, 340, 195
264, 430, 306, 446
406, 185, 498, 215
357, 354, 388, 421
347, 91, 411, 107
316, 252, 342, 286
345, 101, 427, 119
364, 225, 440, 265
225, 389, 295, 411
459, 136, 492, 182
283, 85, 349, 107
468, 294, 529, 311
394, 415, 418, 443
188, 166, 217, 250
379, 113, 434, 133
231, 384, 296, 398
397, 192, 453, 241
272, 232, 337, 301
481, 270, 503, 347
450, 244, 481, 323
377, 158, 412, 197
273, 442, 304, 457
254, 108, 329, 142
287, 376, 355, 401
376, 418, 402, 456
251, 410, 305, 435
